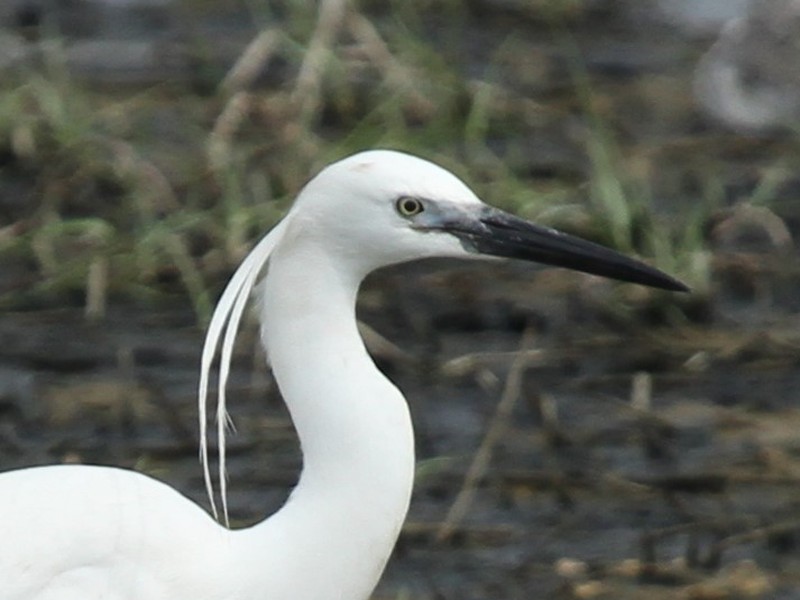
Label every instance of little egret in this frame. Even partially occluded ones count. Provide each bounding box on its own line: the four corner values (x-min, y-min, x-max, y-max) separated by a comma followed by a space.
0, 150, 687, 599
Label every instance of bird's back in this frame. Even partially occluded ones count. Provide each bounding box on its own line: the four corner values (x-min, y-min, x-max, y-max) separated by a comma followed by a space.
0, 464, 229, 600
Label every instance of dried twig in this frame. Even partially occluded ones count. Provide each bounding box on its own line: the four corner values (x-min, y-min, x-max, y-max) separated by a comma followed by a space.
99, 136, 180, 214
84, 255, 108, 321
207, 91, 254, 173
346, 12, 435, 117
291, 0, 349, 123
436, 328, 538, 542
220, 28, 282, 94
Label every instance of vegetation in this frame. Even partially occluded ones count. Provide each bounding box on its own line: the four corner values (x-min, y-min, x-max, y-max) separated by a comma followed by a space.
0, 0, 795, 325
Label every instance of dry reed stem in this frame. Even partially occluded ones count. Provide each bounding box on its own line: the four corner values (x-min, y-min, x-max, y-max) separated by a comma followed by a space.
630, 371, 652, 411
346, 12, 435, 117
440, 349, 542, 378
84, 255, 108, 321
220, 28, 282, 94
435, 328, 538, 542
211, 28, 282, 171
207, 92, 253, 173
102, 136, 180, 213
712, 517, 800, 557
209, 0, 434, 151
291, 0, 349, 124
357, 321, 415, 364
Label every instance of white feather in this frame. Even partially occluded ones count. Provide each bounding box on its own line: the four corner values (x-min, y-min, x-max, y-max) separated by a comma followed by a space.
198, 218, 289, 523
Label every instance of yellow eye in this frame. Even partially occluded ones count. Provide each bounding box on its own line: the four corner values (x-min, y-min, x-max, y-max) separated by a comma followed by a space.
395, 196, 424, 217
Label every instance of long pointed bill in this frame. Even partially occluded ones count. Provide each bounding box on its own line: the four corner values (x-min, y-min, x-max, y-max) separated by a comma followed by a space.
433, 206, 689, 292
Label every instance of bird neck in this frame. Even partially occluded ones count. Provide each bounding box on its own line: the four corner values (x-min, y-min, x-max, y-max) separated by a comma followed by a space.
241, 240, 415, 599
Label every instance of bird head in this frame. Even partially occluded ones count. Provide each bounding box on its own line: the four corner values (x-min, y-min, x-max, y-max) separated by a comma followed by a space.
285, 150, 688, 292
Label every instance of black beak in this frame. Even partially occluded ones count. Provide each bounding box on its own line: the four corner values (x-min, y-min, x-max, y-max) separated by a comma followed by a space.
440, 206, 689, 292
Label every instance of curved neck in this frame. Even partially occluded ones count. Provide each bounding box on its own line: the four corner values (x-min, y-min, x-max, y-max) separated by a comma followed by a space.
237, 240, 415, 600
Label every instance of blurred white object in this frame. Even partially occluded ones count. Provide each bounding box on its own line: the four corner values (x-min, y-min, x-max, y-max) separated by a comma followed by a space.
694, 0, 800, 131
658, 0, 751, 34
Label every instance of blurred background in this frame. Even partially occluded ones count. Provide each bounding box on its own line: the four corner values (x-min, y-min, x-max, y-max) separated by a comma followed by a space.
0, 0, 799, 598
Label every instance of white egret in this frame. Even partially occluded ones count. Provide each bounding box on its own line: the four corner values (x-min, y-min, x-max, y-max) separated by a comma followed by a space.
0, 150, 687, 600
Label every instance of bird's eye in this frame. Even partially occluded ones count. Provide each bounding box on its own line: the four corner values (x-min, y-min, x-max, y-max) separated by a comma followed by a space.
395, 196, 424, 217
